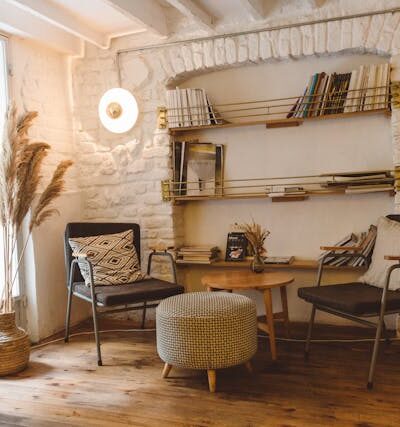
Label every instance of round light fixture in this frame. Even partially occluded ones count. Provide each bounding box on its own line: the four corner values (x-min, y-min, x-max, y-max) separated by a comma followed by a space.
98, 88, 138, 133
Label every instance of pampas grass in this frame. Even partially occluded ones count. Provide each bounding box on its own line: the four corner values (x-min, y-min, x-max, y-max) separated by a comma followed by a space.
239, 220, 270, 256
0, 109, 73, 313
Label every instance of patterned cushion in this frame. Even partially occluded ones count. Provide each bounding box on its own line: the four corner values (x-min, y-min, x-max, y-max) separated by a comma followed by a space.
359, 216, 400, 290
68, 230, 146, 286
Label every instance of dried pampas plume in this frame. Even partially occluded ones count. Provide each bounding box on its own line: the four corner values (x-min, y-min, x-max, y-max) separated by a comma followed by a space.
239, 220, 270, 256
0, 108, 73, 313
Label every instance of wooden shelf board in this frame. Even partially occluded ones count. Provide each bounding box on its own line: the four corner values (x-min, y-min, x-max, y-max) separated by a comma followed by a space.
170, 119, 266, 133
171, 188, 393, 203
169, 108, 390, 133
176, 258, 367, 271
266, 108, 390, 128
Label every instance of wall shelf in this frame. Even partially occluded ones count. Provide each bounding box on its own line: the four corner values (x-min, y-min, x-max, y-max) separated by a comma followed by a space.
168, 108, 391, 133
176, 258, 367, 271
161, 78, 394, 204
162, 170, 395, 204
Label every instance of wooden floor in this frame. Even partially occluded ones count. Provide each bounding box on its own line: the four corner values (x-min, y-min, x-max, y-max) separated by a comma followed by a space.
1, 319, 400, 427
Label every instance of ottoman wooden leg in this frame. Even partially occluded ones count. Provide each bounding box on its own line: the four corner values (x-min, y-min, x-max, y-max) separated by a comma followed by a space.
162, 363, 172, 378
207, 369, 216, 392
244, 361, 253, 374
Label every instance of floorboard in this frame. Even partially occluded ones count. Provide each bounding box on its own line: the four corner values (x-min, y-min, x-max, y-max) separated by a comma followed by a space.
1, 319, 399, 427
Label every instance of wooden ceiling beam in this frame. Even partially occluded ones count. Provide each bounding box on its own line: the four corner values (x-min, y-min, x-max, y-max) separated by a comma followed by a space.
104, 0, 168, 37
6, 0, 108, 48
239, 0, 265, 20
0, 1, 82, 56
165, 0, 213, 29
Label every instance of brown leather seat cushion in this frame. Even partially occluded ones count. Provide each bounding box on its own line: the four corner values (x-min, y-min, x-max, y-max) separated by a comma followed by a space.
74, 278, 184, 306
298, 283, 400, 316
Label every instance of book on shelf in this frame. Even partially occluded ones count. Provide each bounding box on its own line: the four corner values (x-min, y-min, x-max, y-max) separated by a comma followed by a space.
173, 141, 224, 197
263, 256, 294, 265
166, 88, 219, 128
176, 245, 220, 264
267, 186, 306, 198
322, 171, 394, 192
345, 184, 393, 194
319, 225, 377, 267
288, 63, 390, 119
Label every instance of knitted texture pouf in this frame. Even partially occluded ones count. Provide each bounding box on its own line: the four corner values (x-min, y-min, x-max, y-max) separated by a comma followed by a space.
156, 292, 257, 370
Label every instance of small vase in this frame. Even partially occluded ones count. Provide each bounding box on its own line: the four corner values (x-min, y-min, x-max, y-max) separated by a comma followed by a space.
251, 253, 265, 273
0, 311, 30, 376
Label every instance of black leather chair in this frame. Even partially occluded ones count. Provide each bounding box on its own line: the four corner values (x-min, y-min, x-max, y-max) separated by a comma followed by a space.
298, 214, 400, 389
64, 222, 184, 365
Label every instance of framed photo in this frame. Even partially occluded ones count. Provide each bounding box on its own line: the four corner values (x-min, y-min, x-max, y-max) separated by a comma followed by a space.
225, 232, 248, 261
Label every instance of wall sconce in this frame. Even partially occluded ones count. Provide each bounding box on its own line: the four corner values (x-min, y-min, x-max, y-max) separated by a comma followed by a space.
98, 88, 138, 133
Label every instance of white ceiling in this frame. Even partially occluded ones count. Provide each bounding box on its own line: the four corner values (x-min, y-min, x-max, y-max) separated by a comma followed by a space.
1, 0, 400, 56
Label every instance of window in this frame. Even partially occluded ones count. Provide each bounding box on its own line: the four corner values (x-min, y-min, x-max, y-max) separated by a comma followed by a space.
0, 36, 7, 122
0, 37, 19, 300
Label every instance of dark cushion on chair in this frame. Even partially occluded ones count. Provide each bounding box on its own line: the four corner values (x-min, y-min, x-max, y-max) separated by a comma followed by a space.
298, 282, 400, 316
74, 278, 184, 307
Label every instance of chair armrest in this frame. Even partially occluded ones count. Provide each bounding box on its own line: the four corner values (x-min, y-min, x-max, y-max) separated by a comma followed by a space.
320, 245, 362, 252
315, 252, 368, 288
71, 253, 95, 288
147, 248, 177, 284
384, 255, 400, 261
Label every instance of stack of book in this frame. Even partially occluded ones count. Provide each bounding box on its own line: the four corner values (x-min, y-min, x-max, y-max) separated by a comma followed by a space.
267, 186, 306, 198
166, 88, 219, 128
288, 63, 390, 118
322, 171, 394, 194
173, 141, 224, 196
320, 225, 377, 267
176, 246, 220, 264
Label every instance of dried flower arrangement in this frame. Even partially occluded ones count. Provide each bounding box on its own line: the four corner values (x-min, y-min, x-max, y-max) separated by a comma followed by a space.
239, 220, 270, 256
0, 109, 73, 313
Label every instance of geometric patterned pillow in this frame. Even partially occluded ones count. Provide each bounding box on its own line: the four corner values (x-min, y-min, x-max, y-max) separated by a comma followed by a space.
68, 229, 146, 286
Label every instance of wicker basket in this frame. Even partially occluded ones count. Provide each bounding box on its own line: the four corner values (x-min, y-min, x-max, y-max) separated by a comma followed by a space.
0, 311, 30, 376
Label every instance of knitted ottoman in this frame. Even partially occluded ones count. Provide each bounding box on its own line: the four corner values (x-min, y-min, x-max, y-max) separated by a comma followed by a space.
156, 291, 257, 392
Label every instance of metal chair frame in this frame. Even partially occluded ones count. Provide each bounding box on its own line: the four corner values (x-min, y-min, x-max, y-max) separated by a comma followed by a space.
64, 249, 177, 366
305, 251, 400, 389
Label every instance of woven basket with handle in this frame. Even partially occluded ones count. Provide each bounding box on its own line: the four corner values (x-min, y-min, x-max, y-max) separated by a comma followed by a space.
0, 311, 30, 376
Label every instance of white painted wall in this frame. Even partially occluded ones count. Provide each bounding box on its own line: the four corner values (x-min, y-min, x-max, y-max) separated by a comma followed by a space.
71, 13, 400, 327
9, 37, 87, 341
181, 54, 394, 258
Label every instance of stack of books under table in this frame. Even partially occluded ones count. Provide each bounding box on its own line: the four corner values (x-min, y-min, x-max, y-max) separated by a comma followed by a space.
176, 246, 220, 264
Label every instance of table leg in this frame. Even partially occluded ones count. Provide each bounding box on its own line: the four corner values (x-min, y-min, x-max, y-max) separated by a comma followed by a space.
280, 285, 290, 337
263, 288, 277, 361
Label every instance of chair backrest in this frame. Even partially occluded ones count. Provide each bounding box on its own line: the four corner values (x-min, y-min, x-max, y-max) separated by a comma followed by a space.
64, 222, 141, 286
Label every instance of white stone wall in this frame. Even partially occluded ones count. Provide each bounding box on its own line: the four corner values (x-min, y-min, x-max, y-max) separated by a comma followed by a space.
10, 38, 79, 191
72, 12, 400, 271
10, 37, 86, 341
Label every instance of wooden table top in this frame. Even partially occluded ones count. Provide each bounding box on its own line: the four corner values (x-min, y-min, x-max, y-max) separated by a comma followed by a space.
201, 270, 295, 290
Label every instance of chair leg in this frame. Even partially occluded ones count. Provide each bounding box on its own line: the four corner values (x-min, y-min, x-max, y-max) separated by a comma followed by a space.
367, 313, 385, 389
141, 301, 147, 329
381, 321, 391, 346
305, 305, 316, 360
244, 361, 253, 374
64, 285, 73, 343
90, 299, 102, 366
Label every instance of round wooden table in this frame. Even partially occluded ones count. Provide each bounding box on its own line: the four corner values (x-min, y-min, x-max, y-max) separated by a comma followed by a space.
201, 271, 295, 361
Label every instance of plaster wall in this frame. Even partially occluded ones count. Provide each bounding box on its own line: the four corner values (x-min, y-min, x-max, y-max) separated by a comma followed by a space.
10, 37, 87, 341
70, 11, 400, 326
